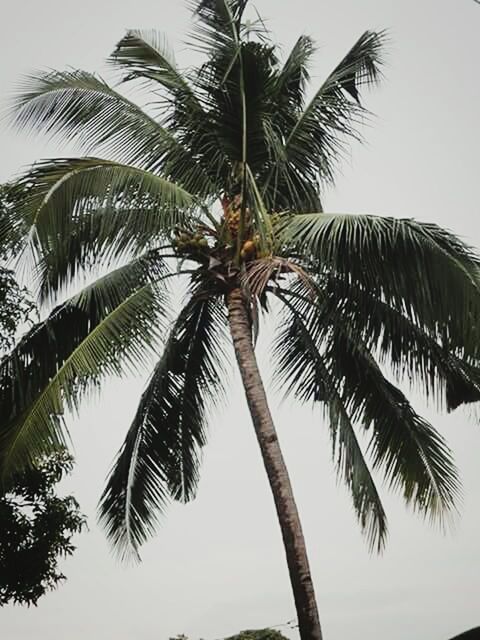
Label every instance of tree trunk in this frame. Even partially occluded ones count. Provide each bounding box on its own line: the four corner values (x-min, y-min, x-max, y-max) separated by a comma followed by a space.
227, 288, 323, 640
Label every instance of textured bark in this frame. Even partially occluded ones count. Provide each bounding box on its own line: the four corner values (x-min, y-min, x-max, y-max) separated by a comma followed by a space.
227, 288, 323, 640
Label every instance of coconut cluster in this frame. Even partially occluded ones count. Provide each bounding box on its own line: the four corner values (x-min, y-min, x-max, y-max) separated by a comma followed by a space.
170, 195, 275, 264
172, 229, 210, 255
222, 194, 244, 239
221, 194, 263, 261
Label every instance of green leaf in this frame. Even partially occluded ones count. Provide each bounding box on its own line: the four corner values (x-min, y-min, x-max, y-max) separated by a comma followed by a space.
13, 157, 194, 300
326, 330, 461, 522
274, 287, 461, 542
98, 288, 229, 559
0, 255, 171, 482
273, 292, 388, 551
188, 0, 247, 52
283, 30, 386, 184
273, 36, 315, 112
321, 275, 480, 411
11, 70, 215, 197
279, 212, 480, 353
110, 30, 199, 99
12, 70, 168, 163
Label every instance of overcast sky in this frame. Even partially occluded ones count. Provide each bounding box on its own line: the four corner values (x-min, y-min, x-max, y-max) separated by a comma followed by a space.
1, 1, 480, 639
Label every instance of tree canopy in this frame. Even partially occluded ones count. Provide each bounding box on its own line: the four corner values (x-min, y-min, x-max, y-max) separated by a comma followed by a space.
0, 184, 35, 352
0, 450, 85, 606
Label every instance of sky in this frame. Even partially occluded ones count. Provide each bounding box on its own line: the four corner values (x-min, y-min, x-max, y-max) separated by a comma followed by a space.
1, 1, 480, 639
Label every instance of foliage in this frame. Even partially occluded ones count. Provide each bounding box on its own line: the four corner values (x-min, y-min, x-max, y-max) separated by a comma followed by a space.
1, 0, 479, 565
0, 450, 85, 606
0, 184, 36, 353
226, 629, 289, 640
168, 630, 288, 640
448, 629, 480, 640
0, 269, 35, 353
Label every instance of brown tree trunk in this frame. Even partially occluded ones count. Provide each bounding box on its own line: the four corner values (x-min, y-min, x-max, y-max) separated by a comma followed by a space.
227, 288, 323, 640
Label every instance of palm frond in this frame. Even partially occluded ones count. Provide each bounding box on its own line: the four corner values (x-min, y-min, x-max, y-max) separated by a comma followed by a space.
321, 275, 480, 411
274, 286, 461, 541
110, 30, 198, 99
273, 291, 388, 551
0, 257, 171, 481
192, 40, 279, 185
279, 213, 480, 353
262, 161, 323, 213
98, 288, 229, 559
265, 30, 385, 192
326, 329, 461, 521
255, 36, 318, 213
287, 29, 385, 155
11, 70, 216, 196
273, 36, 315, 112
12, 70, 168, 163
242, 256, 312, 299
13, 157, 194, 299
188, 0, 247, 52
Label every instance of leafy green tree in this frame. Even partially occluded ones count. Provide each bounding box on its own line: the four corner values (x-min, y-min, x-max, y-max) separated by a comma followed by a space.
226, 629, 289, 640
0, 184, 35, 352
0, 189, 82, 607
170, 630, 288, 640
1, 1, 480, 637
0, 450, 85, 606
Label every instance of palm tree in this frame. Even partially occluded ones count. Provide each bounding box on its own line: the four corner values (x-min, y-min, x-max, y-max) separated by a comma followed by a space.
1, 1, 480, 638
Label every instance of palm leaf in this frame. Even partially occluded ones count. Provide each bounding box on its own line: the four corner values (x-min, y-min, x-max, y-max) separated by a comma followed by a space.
110, 30, 199, 100
261, 30, 385, 203
279, 213, 480, 353
274, 286, 461, 540
188, 0, 247, 52
273, 291, 388, 551
256, 35, 318, 212
11, 70, 215, 196
0, 255, 171, 481
283, 30, 386, 184
98, 288, 228, 558
325, 329, 461, 521
320, 275, 480, 411
12, 70, 169, 164
13, 157, 194, 299
273, 36, 315, 113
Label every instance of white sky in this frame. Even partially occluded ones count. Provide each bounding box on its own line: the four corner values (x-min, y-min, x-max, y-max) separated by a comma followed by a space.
1, 1, 480, 639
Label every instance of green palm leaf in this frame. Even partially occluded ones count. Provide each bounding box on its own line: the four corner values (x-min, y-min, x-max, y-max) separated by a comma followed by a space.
13, 157, 194, 299
279, 212, 480, 352
12, 70, 169, 163
189, 0, 247, 52
255, 35, 320, 212
98, 289, 228, 558
273, 292, 388, 551
0, 253, 171, 481
325, 330, 461, 521
321, 275, 480, 410
274, 286, 461, 541
262, 30, 385, 202
273, 36, 315, 112
110, 30, 199, 99
261, 32, 384, 209
11, 70, 215, 195
283, 30, 385, 184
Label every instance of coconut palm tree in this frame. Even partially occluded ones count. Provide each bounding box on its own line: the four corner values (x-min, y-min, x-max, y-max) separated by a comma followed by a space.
1, 1, 480, 638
